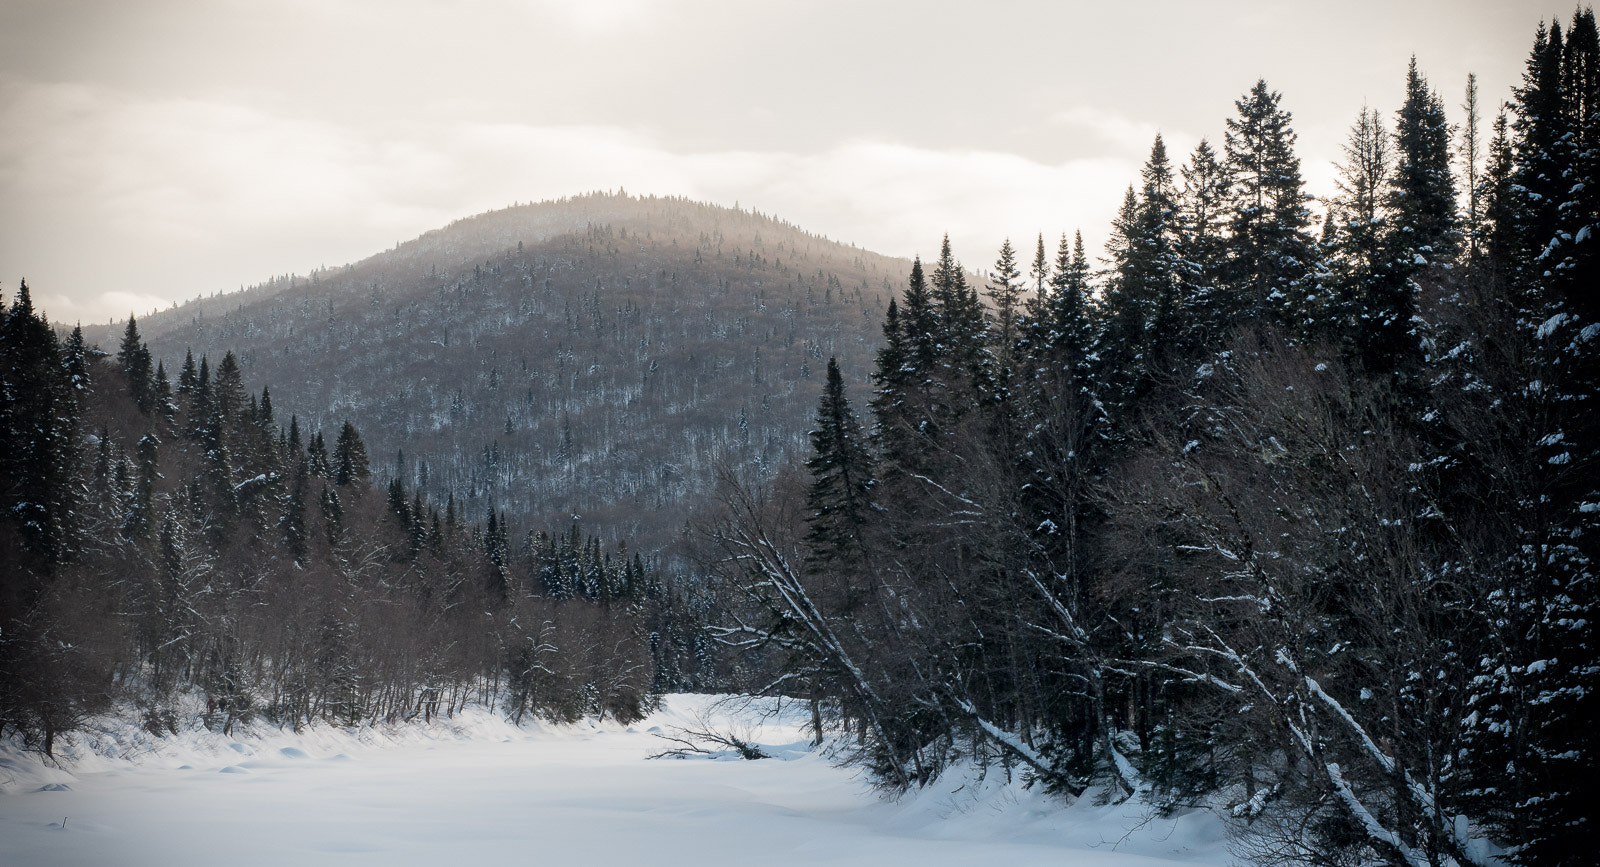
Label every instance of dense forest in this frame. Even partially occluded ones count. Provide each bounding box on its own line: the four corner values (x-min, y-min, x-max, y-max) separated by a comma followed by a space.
0, 296, 722, 757
116, 194, 908, 552
713, 13, 1596, 867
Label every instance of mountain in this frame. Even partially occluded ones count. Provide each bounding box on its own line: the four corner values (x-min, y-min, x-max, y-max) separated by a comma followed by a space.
115, 192, 911, 551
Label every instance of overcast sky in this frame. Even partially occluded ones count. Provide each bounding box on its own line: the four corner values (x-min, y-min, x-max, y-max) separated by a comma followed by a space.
0, 0, 1556, 325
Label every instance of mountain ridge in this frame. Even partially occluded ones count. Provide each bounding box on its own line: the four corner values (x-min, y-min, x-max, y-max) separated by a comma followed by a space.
109, 192, 914, 552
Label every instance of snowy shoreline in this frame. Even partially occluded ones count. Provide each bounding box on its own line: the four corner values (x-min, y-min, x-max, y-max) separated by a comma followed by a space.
1, 694, 1229, 866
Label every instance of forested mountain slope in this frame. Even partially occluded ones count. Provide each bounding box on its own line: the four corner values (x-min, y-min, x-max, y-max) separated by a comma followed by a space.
115, 193, 910, 549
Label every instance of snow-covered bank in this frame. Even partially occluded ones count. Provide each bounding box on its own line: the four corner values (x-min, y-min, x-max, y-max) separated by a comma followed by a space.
0, 695, 1229, 866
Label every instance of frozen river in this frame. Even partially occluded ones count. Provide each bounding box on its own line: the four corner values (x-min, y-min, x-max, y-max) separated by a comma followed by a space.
0, 696, 1225, 866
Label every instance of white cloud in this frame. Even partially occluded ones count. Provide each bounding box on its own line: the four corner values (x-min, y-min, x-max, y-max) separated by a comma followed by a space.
530, 0, 665, 35
1047, 105, 1199, 161
30, 289, 174, 324
0, 79, 1143, 324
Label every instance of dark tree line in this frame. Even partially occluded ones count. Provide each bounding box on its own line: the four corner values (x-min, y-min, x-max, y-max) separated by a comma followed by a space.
1, 305, 717, 756
714, 14, 1596, 867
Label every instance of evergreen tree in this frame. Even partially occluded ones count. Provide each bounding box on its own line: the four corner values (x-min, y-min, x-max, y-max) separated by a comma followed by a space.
151, 511, 188, 682
284, 458, 308, 566
1506, 20, 1567, 287
900, 257, 938, 377
985, 238, 1024, 413
186, 355, 234, 520
483, 507, 509, 605
308, 430, 331, 478
1326, 104, 1394, 354
868, 297, 912, 469
213, 351, 248, 427
804, 358, 875, 571
152, 361, 174, 418
1389, 57, 1461, 264
427, 509, 444, 556
408, 491, 426, 554
333, 420, 370, 486
0, 281, 79, 569
1041, 232, 1096, 368
1480, 108, 1519, 284
536, 531, 567, 597
177, 349, 197, 395
319, 485, 343, 547
187, 355, 213, 442
117, 316, 154, 414
122, 434, 159, 541
1136, 134, 1181, 361
1361, 57, 1458, 381
876, 260, 940, 477
1016, 233, 1102, 728
1560, 9, 1600, 322
1221, 79, 1318, 330
1099, 186, 1146, 412
387, 477, 410, 526
63, 325, 90, 394
1175, 140, 1231, 353
1028, 233, 1051, 295
929, 234, 988, 400
1100, 137, 1183, 414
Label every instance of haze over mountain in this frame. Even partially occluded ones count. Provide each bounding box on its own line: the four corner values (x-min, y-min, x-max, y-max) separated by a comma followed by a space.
112, 192, 911, 551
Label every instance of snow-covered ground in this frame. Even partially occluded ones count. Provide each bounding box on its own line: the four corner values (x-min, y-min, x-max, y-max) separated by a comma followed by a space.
0, 695, 1229, 866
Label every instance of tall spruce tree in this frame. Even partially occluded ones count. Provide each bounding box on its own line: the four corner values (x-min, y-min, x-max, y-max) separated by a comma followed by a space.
1222, 79, 1318, 331
117, 316, 154, 414
213, 351, 248, 430
929, 234, 988, 404
177, 349, 197, 395
1099, 186, 1147, 416
62, 325, 90, 394
879, 258, 942, 476
804, 358, 875, 571
123, 434, 159, 541
1135, 134, 1181, 365
1327, 104, 1395, 355
0, 281, 78, 570
333, 420, 370, 486
1175, 139, 1230, 354
1363, 57, 1459, 380
1480, 108, 1519, 284
985, 238, 1024, 416
868, 297, 913, 473
1029, 233, 1051, 295
1100, 138, 1182, 416
1045, 231, 1097, 378
1389, 57, 1461, 263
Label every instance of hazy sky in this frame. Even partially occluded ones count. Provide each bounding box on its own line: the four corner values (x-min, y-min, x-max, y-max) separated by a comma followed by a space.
0, 0, 1556, 325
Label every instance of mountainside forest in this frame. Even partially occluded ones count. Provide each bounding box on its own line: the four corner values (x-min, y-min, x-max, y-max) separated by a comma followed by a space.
3, 9, 1597, 867
113, 194, 909, 552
